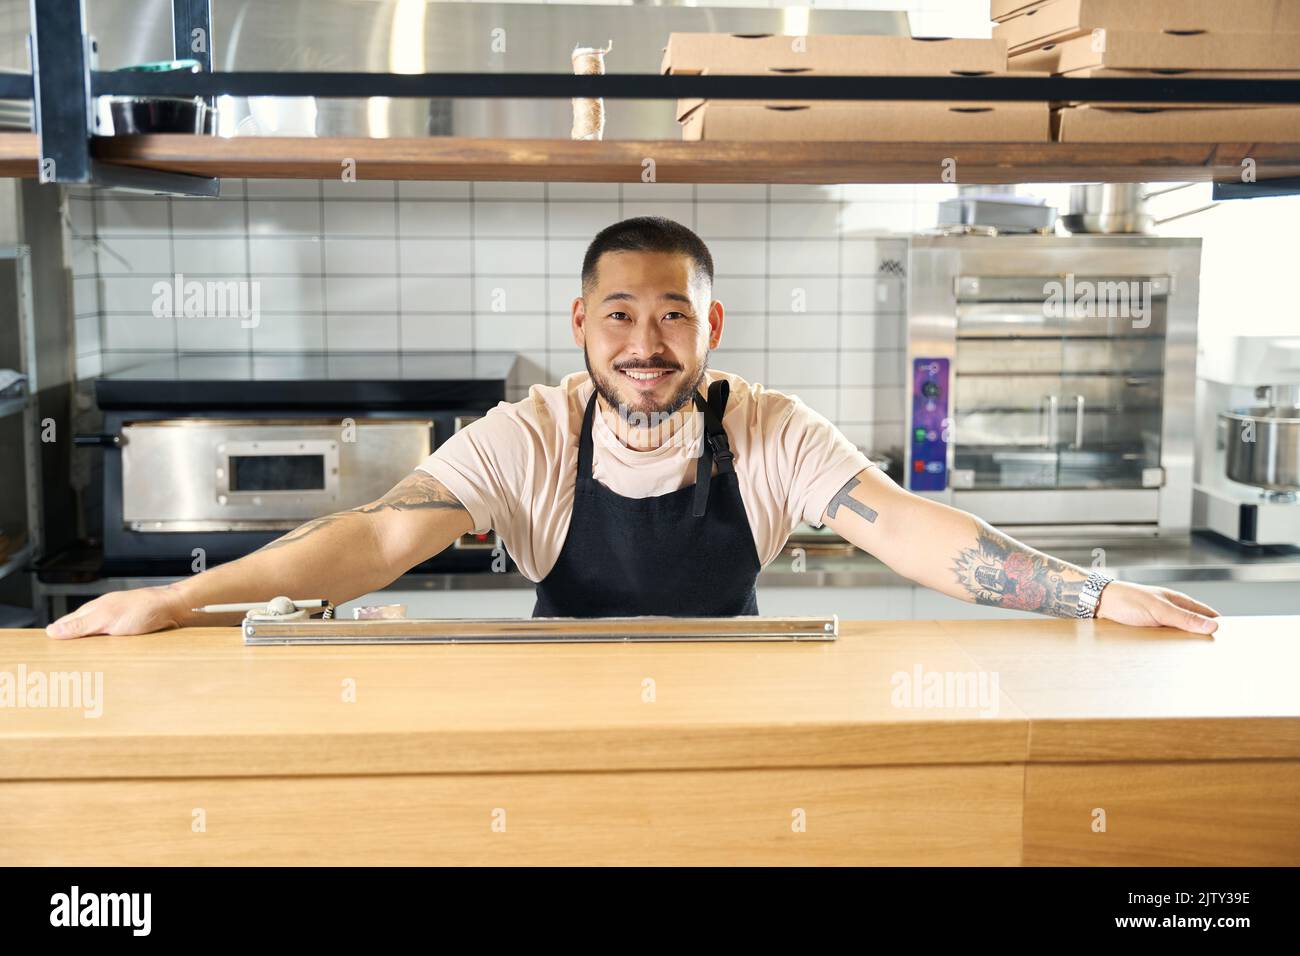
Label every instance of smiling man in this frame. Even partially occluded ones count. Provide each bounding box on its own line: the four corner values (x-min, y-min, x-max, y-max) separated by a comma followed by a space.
47, 217, 1220, 637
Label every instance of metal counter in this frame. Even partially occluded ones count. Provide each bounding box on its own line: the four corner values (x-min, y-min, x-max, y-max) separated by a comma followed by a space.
382, 534, 1300, 589
37, 534, 1300, 608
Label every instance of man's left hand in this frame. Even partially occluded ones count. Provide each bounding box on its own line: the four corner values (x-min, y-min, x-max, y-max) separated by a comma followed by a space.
1096, 580, 1221, 635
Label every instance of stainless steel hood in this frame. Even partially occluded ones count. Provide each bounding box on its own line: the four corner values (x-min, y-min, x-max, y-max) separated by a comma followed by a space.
67, 0, 910, 139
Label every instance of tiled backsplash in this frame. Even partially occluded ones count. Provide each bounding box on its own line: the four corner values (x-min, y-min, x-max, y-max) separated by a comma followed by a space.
66, 181, 959, 455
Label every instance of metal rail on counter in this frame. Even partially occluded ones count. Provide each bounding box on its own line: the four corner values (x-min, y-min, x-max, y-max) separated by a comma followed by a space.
242, 615, 839, 645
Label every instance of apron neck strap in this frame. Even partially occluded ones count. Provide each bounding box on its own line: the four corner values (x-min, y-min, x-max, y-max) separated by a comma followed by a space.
693, 378, 733, 517
577, 387, 599, 482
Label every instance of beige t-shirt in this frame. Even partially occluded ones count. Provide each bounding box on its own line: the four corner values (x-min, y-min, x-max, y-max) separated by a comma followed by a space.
416, 368, 874, 582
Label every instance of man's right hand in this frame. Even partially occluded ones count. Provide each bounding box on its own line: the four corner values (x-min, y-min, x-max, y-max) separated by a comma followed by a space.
46, 585, 187, 639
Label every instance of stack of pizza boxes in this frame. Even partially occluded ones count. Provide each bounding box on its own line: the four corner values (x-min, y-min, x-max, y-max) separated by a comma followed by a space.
996, 0, 1300, 140
662, 33, 1050, 142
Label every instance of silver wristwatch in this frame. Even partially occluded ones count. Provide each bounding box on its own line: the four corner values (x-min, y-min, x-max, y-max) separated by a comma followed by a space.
1076, 570, 1115, 619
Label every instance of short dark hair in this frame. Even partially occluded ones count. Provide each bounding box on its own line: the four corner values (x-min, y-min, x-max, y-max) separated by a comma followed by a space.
581, 216, 714, 296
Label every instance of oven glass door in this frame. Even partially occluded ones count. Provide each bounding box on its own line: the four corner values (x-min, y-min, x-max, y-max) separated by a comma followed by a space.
1058, 307, 1167, 489
952, 275, 1167, 492
954, 295, 1064, 490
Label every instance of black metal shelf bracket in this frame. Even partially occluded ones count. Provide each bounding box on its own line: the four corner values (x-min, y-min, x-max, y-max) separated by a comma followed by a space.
172, 0, 214, 113
1212, 177, 1300, 200
28, 0, 218, 197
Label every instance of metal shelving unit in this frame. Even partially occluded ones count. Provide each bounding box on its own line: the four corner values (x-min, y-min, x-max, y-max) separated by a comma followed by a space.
0, 244, 40, 628
0, 0, 1296, 193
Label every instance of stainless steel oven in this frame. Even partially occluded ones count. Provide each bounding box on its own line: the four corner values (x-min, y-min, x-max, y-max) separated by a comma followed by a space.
78, 353, 514, 574
119, 418, 432, 531
905, 235, 1200, 539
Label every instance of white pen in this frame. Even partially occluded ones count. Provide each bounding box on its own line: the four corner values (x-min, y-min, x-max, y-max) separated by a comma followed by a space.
191, 598, 328, 614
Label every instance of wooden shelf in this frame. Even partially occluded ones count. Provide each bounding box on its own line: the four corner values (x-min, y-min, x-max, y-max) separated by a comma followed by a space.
0, 133, 39, 178
3, 132, 1299, 184
89, 134, 1300, 185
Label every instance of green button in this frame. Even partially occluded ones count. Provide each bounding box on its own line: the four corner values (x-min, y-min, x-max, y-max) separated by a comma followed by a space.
914, 427, 926, 442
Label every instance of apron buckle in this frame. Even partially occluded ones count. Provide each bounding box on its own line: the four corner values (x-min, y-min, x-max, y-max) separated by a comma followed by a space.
707, 431, 734, 464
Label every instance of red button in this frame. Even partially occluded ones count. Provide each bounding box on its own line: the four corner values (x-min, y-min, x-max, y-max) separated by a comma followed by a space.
913, 460, 925, 473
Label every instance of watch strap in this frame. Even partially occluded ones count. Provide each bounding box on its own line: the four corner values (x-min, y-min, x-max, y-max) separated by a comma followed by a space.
1076, 570, 1114, 619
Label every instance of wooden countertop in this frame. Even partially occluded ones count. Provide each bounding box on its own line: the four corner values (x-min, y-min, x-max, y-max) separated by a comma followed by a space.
3, 616, 1297, 780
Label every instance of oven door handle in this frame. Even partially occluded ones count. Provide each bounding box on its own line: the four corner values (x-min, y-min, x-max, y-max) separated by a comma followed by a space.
1039, 394, 1058, 447
73, 432, 123, 448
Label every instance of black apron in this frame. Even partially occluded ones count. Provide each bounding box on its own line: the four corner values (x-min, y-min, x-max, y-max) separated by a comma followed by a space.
532, 378, 762, 618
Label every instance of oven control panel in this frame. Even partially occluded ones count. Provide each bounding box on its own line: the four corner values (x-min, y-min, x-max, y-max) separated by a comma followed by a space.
910, 357, 949, 492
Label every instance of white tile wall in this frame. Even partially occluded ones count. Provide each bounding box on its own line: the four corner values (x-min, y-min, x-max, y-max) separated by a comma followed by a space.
66, 179, 935, 455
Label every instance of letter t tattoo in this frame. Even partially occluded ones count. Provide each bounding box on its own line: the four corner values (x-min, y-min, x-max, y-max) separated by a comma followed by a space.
826, 476, 878, 523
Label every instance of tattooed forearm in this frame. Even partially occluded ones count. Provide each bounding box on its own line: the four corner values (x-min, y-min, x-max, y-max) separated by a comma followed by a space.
950, 519, 1087, 618
255, 513, 351, 553
256, 471, 468, 554
826, 476, 878, 523
363, 470, 470, 515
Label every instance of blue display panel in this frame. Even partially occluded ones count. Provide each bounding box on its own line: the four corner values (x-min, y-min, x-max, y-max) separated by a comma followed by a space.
910, 357, 949, 492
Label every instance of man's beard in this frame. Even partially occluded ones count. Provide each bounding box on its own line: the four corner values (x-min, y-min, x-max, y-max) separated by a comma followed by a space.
584, 346, 708, 422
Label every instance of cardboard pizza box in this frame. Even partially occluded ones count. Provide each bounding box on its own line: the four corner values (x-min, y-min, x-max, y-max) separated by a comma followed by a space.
1011, 30, 1300, 74
661, 33, 1007, 77
995, 0, 1300, 53
678, 99, 1050, 142
1054, 103, 1300, 140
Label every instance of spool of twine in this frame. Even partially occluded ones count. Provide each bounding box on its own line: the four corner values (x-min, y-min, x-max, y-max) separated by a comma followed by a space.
571, 40, 613, 140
